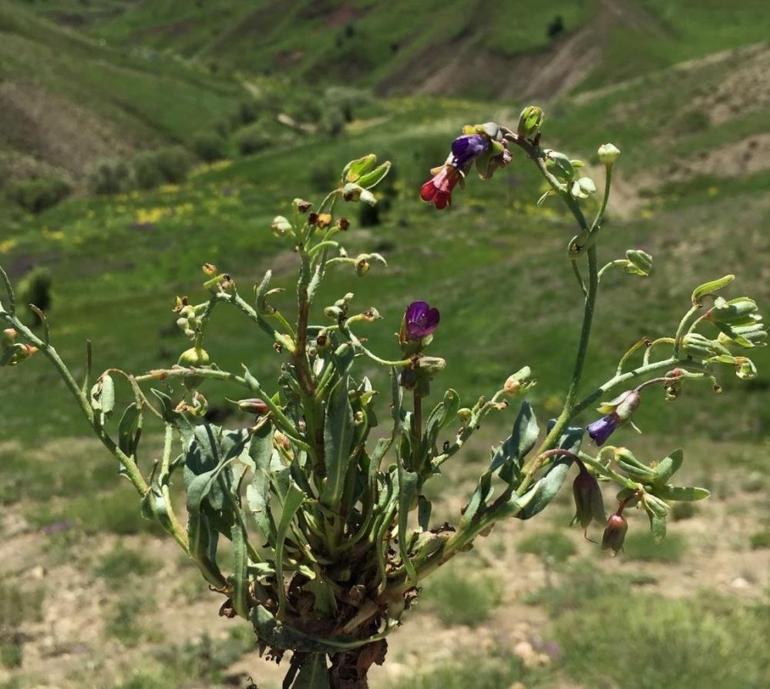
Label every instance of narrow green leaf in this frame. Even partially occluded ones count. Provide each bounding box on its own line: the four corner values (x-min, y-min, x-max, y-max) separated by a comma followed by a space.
321, 378, 355, 509
397, 469, 419, 582
231, 522, 250, 619
276, 482, 305, 617
691, 274, 734, 305
653, 448, 683, 484
117, 403, 142, 458
490, 401, 539, 485
656, 485, 710, 501
357, 161, 391, 189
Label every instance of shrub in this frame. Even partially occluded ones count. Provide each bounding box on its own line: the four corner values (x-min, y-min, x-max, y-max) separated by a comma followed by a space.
233, 123, 273, 156
622, 530, 687, 562
6, 176, 71, 213
191, 131, 227, 163
87, 158, 132, 195
133, 147, 193, 190
95, 545, 158, 588
17, 266, 52, 319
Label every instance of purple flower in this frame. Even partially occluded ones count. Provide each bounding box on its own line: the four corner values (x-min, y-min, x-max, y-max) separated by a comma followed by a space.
404, 301, 440, 340
586, 413, 619, 446
450, 134, 489, 168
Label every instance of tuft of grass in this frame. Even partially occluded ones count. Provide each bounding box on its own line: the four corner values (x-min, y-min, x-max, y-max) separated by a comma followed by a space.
555, 591, 770, 689
670, 501, 698, 521
622, 531, 687, 563
421, 564, 501, 627
95, 545, 159, 588
749, 529, 770, 550
0, 582, 43, 669
105, 592, 157, 647
517, 530, 577, 563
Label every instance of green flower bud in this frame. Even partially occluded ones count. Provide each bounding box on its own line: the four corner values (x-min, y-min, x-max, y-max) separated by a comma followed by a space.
503, 366, 533, 396
624, 249, 653, 277
597, 143, 621, 165
237, 398, 269, 415
457, 408, 472, 424
271, 215, 292, 236
517, 106, 544, 139
178, 347, 210, 367
571, 176, 596, 200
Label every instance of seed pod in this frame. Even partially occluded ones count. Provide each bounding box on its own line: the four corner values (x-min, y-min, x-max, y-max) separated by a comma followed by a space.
601, 513, 628, 554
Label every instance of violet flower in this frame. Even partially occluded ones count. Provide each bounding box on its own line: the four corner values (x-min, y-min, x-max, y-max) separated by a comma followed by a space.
450, 134, 489, 168
586, 413, 619, 446
404, 301, 440, 340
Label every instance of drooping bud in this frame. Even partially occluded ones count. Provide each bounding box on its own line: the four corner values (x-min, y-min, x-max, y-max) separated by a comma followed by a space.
517, 106, 544, 139
571, 176, 596, 200
2, 328, 17, 347
293, 198, 312, 213
623, 249, 653, 277
597, 143, 621, 166
202, 263, 217, 276
572, 466, 606, 531
601, 512, 628, 554
237, 398, 269, 415
614, 390, 641, 421
457, 408, 473, 424
415, 356, 447, 374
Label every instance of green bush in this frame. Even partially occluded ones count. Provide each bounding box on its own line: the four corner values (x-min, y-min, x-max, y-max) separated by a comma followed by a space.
556, 592, 770, 689
191, 131, 227, 163
385, 654, 528, 689
17, 266, 52, 320
133, 146, 193, 189
233, 123, 273, 156
6, 176, 71, 213
87, 158, 132, 195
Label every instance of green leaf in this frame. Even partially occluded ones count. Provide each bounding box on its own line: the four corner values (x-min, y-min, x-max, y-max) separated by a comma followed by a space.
490, 401, 539, 485
656, 485, 710, 501
653, 448, 683, 484
321, 378, 355, 509
461, 470, 492, 525
231, 522, 250, 619
293, 653, 330, 689
357, 161, 391, 189
275, 482, 305, 617
417, 495, 432, 531
691, 274, 734, 305
117, 403, 142, 459
342, 154, 377, 183
397, 469, 419, 582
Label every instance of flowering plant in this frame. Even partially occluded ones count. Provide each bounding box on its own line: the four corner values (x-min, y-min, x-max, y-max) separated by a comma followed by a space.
1, 108, 765, 689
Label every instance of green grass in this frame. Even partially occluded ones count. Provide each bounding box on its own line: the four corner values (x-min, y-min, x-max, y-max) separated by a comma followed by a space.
95, 545, 159, 588
622, 530, 687, 563
517, 531, 577, 563
555, 590, 770, 689
421, 563, 502, 627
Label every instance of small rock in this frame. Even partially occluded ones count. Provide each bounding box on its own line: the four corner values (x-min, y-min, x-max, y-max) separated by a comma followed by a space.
509, 683, 526, 689
730, 577, 751, 589
513, 641, 534, 660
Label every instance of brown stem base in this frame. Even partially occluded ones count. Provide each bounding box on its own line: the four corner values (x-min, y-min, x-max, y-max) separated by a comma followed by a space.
328, 640, 387, 689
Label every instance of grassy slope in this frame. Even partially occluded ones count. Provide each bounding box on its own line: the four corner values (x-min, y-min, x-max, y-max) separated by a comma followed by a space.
0, 3, 242, 178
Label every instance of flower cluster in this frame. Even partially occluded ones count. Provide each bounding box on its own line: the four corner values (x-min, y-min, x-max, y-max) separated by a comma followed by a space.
420, 123, 512, 209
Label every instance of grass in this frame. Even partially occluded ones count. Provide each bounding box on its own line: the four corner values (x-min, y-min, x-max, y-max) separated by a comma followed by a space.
95, 545, 159, 588
555, 590, 770, 689
517, 531, 577, 563
622, 530, 687, 563
421, 563, 502, 627
0, 582, 43, 670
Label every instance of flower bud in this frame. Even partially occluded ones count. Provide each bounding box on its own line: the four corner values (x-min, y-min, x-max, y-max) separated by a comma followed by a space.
178, 347, 210, 367
337, 217, 350, 231
571, 176, 596, 200
237, 398, 269, 415
355, 258, 370, 276
597, 143, 621, 165
202, 262, 217, 276
572, 467, 606, 530
503, 366, 532, 396
517, 106, 544, 139
2, 328, 17, 347
734, 356, 757, 380
601, 512, 628, 554
457, 408, 472, 424
293, 198, 312, 213
624, 249, 653, 277
274, 430, 291, 451
271, 215, 292, 236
